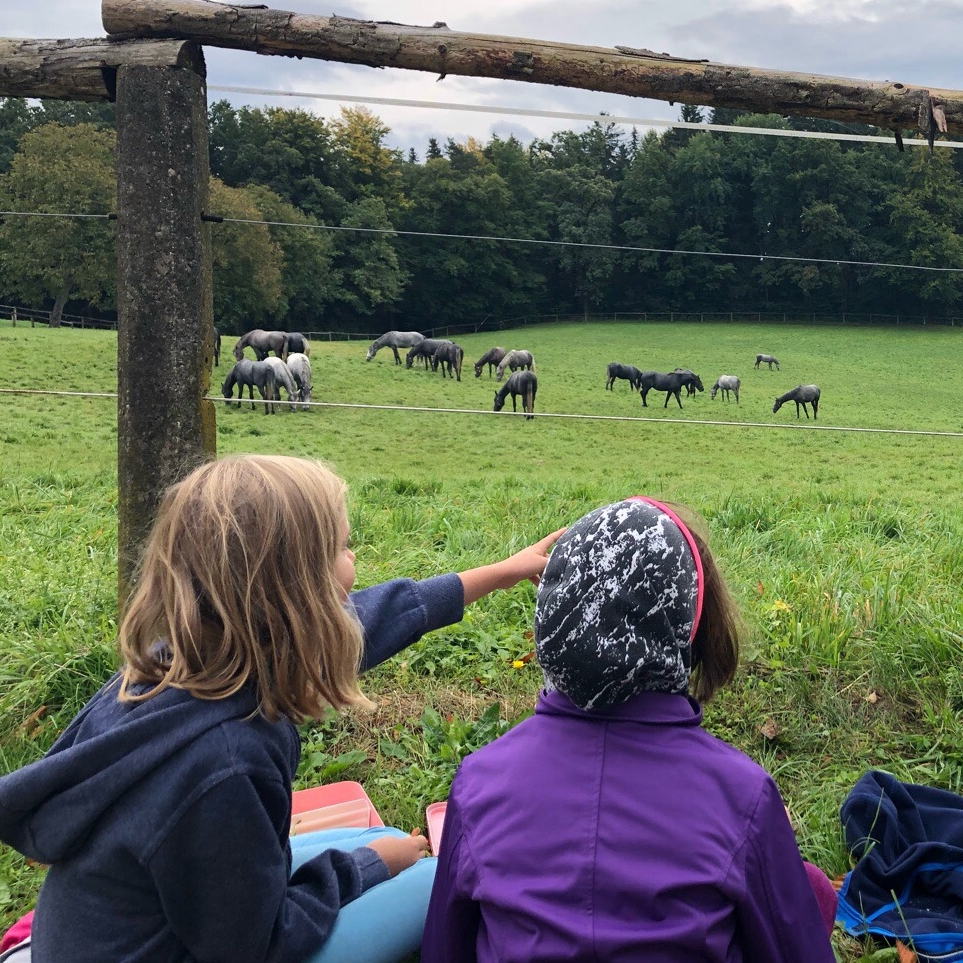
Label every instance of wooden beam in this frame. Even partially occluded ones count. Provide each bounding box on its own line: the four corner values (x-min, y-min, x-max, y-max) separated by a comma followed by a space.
0, 37, 204, 101
101, 0, 963, 137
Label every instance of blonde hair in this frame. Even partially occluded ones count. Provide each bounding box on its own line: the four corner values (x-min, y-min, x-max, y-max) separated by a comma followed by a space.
119, 455, 370, 722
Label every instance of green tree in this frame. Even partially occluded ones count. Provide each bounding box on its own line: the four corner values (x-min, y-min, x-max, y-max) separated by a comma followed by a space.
244, 185, 340, 329
209, 179, 284, 333
886, 150, 963, 313
208, 102, 345, 223
0, 123, 116, 325
328, 107, 405, 216
330, 197, 407, 322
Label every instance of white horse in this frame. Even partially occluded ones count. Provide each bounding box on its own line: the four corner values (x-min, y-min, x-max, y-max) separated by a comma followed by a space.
286, 352, 312, 410
710, 375, 741, 403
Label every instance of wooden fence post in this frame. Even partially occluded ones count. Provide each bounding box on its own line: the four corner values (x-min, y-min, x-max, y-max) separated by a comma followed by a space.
114, 45, 216, 606
11, 308, 15, 328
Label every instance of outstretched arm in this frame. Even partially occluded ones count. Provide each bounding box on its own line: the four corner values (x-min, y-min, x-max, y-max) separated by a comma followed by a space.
458, 528, 565, 605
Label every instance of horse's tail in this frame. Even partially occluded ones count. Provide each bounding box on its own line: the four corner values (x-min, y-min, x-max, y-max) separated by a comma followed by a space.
280, 335, 290, 363
455, 346, 464, 378
529, 358, 536, 373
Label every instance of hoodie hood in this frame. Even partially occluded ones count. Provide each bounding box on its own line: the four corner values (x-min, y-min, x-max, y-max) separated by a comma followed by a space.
0, 675, 271, 863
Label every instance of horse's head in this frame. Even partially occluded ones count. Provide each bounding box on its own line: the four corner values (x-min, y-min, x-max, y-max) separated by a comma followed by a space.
405, 349, 416, 368
221, 376, 234, 400
772, 398, 783, 413
693, 375, 704, 393
493, 391, 505, 412
710, 384, 718, 400
365, 344, 376, 361
232, 342, 244, 361
474, 363, 483, 378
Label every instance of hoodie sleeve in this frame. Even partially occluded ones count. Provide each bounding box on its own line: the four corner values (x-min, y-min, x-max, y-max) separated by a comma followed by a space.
350, 574, 465, 672
147, 772, 390, 963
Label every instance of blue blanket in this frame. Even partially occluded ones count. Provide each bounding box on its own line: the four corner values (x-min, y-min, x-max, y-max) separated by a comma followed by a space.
838, 770, 963, 960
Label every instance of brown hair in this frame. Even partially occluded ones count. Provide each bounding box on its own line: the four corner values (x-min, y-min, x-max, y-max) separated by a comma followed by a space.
118, 455, 370, 722
685, 522, 741, 703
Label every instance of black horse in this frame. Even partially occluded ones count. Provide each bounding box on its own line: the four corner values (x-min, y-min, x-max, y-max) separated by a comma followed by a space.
474, 346, 506, 378
285, 332, 310, 357
606, 363, 642, 391
432, 342, 464, 381
494, 370, 538, 421
212, 326, 221, 367
755, 354, 780, 370
673, 368, 705, 398
773, 384, 820, 420
638, 370, 704, 409
406, 338, 452, 369
222, 359, 278, 414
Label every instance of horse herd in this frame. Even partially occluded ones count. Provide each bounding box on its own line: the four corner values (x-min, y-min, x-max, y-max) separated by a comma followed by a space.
219, 328, 313, 414
367, 331, 539, 419
220, 328, 820, 423
605, 353, 820, 420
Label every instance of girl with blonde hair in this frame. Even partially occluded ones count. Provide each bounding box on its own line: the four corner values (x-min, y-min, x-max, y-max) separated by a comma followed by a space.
0, 454, 561, 963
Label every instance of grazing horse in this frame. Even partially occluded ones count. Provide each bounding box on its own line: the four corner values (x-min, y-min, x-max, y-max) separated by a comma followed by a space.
755, 354, 780, 370
263, 357, 300, 406
493, 370, 538, 421
606, 363, 643, 391
286, 352, 312, 410
406, 338, 452, 369
285, 332, 310, 358
474, 346, 506, 378
638, 370, 704, 409
773, 384, 820, 420
432, 342, 464, 381
212, 326, 221, 367
366, 330, 424, 364
233, 329, 288, 362
222, 359, 278, 414
495, 349, 535, 382
673, 368, 705, 398
710, 375, 741, 403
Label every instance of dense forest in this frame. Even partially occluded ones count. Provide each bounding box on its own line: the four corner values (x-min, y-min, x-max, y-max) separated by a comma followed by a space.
1, 96, 962, 333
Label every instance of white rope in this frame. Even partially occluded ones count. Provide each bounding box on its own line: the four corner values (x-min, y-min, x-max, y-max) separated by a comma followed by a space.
3, 387, 963, 438
208, 84, 963, 150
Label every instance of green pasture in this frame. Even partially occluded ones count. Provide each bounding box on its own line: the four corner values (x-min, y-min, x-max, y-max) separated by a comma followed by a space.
2, 317, 963, 958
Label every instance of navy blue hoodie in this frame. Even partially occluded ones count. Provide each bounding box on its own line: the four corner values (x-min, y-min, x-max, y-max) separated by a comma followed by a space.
0, 574, 464, 963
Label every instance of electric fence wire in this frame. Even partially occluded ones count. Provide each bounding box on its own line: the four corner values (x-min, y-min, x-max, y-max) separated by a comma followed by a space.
1, 210, 961, 275
2, 387, 963, 439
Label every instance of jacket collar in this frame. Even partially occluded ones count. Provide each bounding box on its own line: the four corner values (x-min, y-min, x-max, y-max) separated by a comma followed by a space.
535, 687, 703, 726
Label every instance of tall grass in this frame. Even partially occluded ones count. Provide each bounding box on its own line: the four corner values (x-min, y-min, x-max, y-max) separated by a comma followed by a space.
2, 318, 963, 957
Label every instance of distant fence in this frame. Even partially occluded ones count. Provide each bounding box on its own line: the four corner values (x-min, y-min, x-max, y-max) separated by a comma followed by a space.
4, 305, 961, 341
0, 304, 117, 330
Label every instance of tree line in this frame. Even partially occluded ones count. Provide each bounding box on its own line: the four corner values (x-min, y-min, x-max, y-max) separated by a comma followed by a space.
1, 96, 962, 332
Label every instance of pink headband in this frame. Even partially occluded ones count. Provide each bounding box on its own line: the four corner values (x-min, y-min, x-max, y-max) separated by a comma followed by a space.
625, 496, 705, 642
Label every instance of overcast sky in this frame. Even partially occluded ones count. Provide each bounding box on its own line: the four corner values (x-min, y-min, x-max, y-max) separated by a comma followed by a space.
5, 1, 962, 154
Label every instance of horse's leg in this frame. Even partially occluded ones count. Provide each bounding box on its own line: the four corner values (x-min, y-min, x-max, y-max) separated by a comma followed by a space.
640, 389, 648, 407
392, 347, 400, 365
813, 399, 818, 420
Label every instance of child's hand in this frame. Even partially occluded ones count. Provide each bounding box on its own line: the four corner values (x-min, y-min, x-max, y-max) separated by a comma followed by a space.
366, 829, 430, 876
459, 528, 567, 603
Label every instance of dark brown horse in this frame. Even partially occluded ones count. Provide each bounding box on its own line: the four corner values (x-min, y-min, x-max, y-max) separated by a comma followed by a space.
606, 363, 643, 391
474, 346, 506, 378
432, 342, 464, 381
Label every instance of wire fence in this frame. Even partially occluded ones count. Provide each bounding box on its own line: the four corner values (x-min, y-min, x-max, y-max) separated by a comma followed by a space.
4, 305, 962, 341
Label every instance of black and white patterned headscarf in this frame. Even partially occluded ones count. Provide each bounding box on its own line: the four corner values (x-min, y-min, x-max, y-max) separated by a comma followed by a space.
534, 497, 705, 711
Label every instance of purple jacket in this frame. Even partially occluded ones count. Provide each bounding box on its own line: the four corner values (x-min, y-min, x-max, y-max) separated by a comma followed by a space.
423, 689, 835, 963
